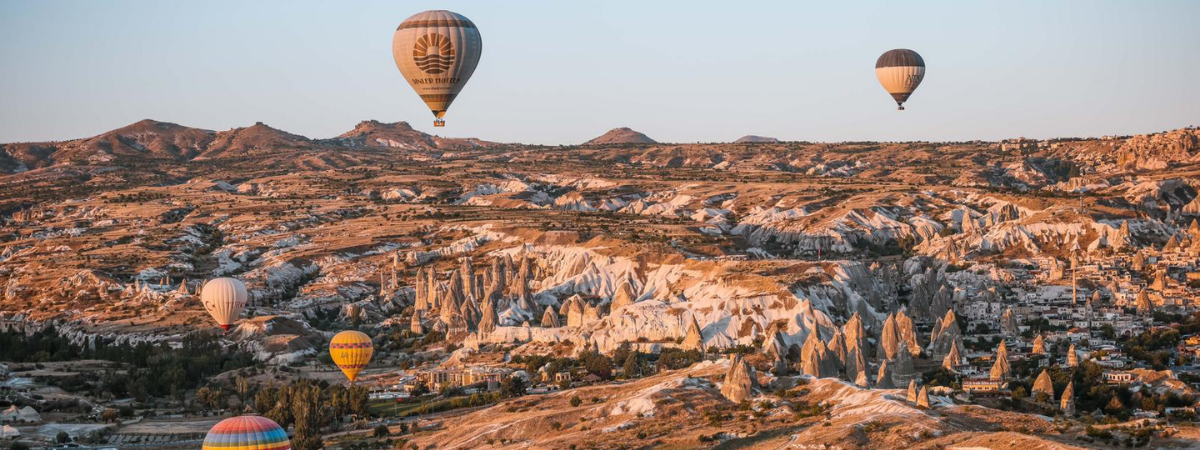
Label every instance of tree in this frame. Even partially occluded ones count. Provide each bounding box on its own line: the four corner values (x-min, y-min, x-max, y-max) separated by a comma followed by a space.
291, 383, 324, 450
235, 376, 251, 402
570, 396, 583, 407
374, 424, 390, 438
1011, 386, 1028, 400
56, 431, 70, 444
349, 386, 369, 417
500, 376, 527, 398
622, 353, 641, 379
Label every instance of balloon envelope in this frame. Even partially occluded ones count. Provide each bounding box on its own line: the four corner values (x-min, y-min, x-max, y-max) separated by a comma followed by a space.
201, 278, 248, 331
330, 330, 374, 382
203, 415, 291, 450
392, 10, 483, 125
875, 49, 925, 110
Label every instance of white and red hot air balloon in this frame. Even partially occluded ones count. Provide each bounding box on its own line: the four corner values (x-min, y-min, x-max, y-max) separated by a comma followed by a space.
200, 277, 248, 331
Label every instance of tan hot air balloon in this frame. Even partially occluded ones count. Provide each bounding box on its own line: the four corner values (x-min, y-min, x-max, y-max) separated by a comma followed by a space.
200, 278, 248, 331
330, 330, 374, 383
875, 49, 925, 110
392, 10, 483, 127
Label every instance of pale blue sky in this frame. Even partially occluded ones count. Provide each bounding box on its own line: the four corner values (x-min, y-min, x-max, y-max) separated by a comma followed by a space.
1, 1, 1197, 145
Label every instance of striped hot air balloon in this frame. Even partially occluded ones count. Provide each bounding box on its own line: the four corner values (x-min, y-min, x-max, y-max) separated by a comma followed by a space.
201, 278, 249, 331
330, 330, 374, 382
875, 49, 925, 110
392, 10, 483, 127
202, 415, 291, 450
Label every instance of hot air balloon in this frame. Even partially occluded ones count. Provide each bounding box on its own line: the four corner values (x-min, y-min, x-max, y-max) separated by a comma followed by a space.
203, 415, 291, 450
201, 277, 248, 331
330, 330, 374, 383
875, 49, 925, 110
392, 10, 483, 127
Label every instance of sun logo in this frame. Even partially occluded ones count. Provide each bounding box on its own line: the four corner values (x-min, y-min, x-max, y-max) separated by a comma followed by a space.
413, 33, 455, 74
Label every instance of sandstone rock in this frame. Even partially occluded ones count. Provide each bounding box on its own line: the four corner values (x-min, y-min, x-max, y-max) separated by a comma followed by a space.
891, 340, 915, 387
895, 309, 920, 357
565, 295, 586, 327
410, 311, 425, 334
1066, 343, 1079, 367
854, 368, 870, 388
582, 303, 601, 326
906, 380, 918, 403
928, 308, 961, 359
800, 329, 839, 378
1031, 335, 1046, 355
916, 385, 931, 409
826, 328, 847, 372
843, 312, 866, 351
763, 327, 788, 362
990, 340, 1011, 382
942, 341, 962, 372
478, 300, 498, 335
721, 354, 755, 403
1032, 369, 1054, 398
931, 285, 953, 320
681, 314, 705, 352
1000, 308, 1019, 337
875, 360, 894, 389
846, 346, 867, 385
1060, 381, 1075, 414
1136, 290, 1153, 315
1151, 269, 1168, 291
610, 278, 637, 312
541, 305, 560, 328
877, 313, 899, 360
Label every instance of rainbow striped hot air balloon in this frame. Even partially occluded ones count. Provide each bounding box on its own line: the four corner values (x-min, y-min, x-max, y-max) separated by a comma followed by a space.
203, 415, 291, 450
330, 330, 374, 382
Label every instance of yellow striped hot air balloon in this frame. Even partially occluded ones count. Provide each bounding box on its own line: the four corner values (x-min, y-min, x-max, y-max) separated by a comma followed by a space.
330, 330, 374, 383
392, 10, 483, 127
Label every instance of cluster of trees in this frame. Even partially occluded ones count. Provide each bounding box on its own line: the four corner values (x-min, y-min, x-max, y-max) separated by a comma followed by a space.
0, 327, 254, 400
1121, 312, 1198, 369
251, 380, 369, 450
511, 345, 704, 387
1003, 360, 1193, 420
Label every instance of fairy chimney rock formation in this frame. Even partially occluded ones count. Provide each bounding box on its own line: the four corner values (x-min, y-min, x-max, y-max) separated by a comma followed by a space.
721, 354, 755, 403
1032, 369, 1054, 398
990, 341, 1011, 382
681, 314, 705, 352
916, 385, 931, 409
1061, 381, 1076, 414
541, 305, 561, 328
610, 279, 637, 312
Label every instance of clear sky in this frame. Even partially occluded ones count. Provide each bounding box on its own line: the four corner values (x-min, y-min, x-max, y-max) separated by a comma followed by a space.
1, 0, 1197, 145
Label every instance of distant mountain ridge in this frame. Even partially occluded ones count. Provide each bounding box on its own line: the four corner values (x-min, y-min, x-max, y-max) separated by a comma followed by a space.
0, 119, 495, 169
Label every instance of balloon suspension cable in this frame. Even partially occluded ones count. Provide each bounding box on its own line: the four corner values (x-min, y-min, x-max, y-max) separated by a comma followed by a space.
434, 119, 445, 127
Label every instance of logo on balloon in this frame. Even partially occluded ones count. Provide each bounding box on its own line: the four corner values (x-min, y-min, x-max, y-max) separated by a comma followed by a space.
413, 33, 455, 75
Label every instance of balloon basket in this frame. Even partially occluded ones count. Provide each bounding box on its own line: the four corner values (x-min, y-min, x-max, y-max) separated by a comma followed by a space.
434, 119, 445, 127
898, 106, 905, 111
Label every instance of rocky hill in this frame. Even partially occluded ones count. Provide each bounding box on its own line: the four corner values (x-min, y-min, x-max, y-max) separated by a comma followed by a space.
329, 120, 493, 150
583, 127, 658, 145
734, 135, 780, 143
